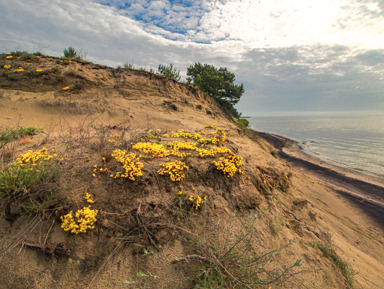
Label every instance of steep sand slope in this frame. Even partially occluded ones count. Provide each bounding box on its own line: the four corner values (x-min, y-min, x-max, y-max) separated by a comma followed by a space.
0, 55, 383, 288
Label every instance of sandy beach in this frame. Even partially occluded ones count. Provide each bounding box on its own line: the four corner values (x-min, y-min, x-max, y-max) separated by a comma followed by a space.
254, 130, 384, 228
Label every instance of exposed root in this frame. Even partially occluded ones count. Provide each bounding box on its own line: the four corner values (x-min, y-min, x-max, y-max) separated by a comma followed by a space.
22, 240, 69, 258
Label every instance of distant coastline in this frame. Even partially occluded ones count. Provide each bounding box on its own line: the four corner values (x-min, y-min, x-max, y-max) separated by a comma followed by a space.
250, 128, 384, 227
248, 115, 384, 178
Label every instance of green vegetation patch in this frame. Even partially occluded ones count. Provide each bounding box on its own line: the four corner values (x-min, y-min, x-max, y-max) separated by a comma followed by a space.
310, 242, 354, 287
0, 126, 43, 149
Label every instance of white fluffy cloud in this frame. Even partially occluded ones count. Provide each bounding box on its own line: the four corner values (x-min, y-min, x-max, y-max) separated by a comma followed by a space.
0, 0, 383, 115
96, 0, 384, 49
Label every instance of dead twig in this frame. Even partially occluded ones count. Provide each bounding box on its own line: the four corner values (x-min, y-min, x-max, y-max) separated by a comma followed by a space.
43, 214, 55, 246
171, 254, 213, 264
0, 215, 42, 260
22, 240, 69, 258
135, 203, 160, 251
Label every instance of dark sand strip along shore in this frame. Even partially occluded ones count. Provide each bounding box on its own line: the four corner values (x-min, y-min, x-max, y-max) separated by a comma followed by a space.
252, 129, 384, 229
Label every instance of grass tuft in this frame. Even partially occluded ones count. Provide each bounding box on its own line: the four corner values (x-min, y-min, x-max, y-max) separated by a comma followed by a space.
0, 126, 43, 149
310, 242, 354, 287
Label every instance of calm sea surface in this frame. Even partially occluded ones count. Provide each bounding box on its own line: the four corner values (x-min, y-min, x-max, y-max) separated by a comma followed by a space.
249, 115, 384, 178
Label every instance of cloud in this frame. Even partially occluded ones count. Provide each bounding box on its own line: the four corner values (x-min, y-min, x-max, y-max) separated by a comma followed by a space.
235, 45, 384, 115
94, 0, 384, 49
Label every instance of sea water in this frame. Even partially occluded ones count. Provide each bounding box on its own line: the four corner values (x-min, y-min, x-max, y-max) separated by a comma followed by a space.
249, 115, 384, 178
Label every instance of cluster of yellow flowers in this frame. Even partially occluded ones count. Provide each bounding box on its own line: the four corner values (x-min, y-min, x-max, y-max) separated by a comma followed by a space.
94, 125, 241, 183
14, 67, 24, 72
200, 130, 216, 136
158, 160, 189, 182
167, 141, 198, 151
61, 206, 98, 234
214, 154, 244, 177
204, 125, 226, 142
177, 129, 201, 140
189, 195, 208, 209
107, 134, 119, 143
93, 164, 109, 177
3, 64, 11, 70
167, 141, 196, 158
14, 148, 58, 168
85, 192, 95, 203
35, 69, 43, 72
176, 191, 184, 197
198, 138, 217, 145
146, 128, 162, 136
196, 146, 232, 158
6, 55, 13, 59
62, 86, 70, 91
133, 142, 170, 158
196, 147, 216, 157
110, 149, 144, 180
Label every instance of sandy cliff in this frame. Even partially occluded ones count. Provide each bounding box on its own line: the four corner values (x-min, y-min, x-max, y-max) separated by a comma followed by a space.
0, 54, 383, 288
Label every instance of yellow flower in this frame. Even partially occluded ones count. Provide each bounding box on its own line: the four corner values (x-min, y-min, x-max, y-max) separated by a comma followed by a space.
35, 69, 43, 72
158, 160, 189, 182
109, 150, 143, 181
85, 192, 95, 203
61, 206, 98, 234
62, 86, 70, 91
189, 195, 207, 209
6, 55, 13, 59
3, 64, 11, 69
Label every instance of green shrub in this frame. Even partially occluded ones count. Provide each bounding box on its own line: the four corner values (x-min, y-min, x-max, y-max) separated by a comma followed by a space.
0, 126, 43, 149
236, 118, 249, 128
157, 63, 181, 81
63, 46, 81, 60
0, 148, 60, 198
7, 74, 16, 81
310, 242, 354, 286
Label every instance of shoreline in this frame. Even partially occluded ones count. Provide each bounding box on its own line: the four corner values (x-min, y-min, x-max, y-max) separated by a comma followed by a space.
251, 129, 384, 228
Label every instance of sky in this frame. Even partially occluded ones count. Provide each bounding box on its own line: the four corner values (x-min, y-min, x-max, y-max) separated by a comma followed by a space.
0, 0, 383, 116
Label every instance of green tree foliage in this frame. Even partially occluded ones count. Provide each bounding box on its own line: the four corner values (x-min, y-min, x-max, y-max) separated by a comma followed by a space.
186, 63, 244, 105
157, 63, 181, 81
63, 46, 81, 59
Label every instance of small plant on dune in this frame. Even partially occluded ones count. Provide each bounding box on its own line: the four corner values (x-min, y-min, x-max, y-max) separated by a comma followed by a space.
63, 46, 81, 60
0, 148, 62, 218
214, 154, 244, 177
158, 160, 189, 182
61, 206, 98, 234
188, 194, 208, 210
93, 149, 144, 181
157, 63, 181, 81
310, 242, 354, 287
0, 148, 61, 198
7, 74, 16, 81
85, 192, 95, 203
235, 117, 249, 128
133, 142, 170, 158
173, 214, 302, 288
0, 126, 43, 149
14, 67, 24, 73
110, 149, 144, 180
